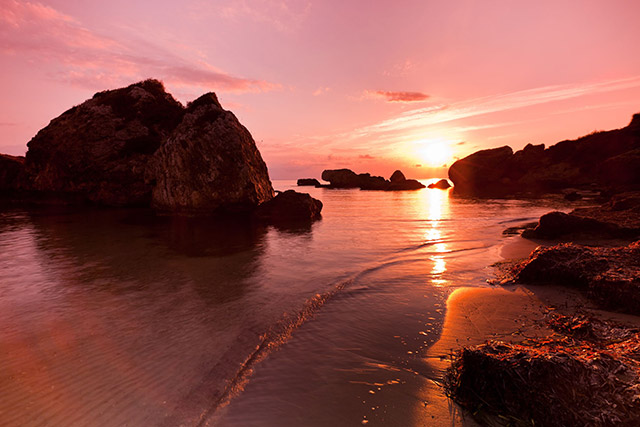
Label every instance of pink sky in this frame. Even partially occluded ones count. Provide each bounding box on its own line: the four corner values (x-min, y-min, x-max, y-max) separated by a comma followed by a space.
1, 0, 640, 179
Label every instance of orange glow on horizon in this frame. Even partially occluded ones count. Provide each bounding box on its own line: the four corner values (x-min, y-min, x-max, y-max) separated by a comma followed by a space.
413, 138, 454, 168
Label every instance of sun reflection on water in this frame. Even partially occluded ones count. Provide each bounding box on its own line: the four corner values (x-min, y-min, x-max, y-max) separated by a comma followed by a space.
421, 182, 451, 286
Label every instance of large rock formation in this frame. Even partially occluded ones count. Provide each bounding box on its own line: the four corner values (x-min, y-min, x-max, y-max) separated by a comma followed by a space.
148, 93, 273, 214
320, 169, 425, 191
25, 79, 185, 206
449, 114, 640, 197
0, 79, 324, 219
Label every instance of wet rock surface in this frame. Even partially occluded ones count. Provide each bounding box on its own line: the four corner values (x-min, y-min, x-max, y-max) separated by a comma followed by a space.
448, 114, 640, 197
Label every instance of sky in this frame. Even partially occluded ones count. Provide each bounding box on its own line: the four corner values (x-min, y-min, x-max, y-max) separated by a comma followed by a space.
1, 0, 640, 179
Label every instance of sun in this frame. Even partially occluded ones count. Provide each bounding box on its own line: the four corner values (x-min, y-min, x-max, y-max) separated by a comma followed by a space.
414, 138, 452, 167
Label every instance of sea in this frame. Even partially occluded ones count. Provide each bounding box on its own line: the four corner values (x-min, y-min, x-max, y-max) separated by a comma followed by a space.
0, 179, 574, 426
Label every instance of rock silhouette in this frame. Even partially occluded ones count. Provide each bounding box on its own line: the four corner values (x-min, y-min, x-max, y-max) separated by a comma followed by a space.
297, 178, 321, 186
449, 114, 640, 197
148, 93, 273, 214
319, 169, 425, 191
0, 79, 322, 220
428, 179, 451, 189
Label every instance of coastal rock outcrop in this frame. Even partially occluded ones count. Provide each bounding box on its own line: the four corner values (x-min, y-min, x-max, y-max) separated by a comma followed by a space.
148, 93, 274, 214
0, 154, 26, 192
449, 114, 640, 197
522, 192, 640, 240
297, 178, 321, 186
320, 169, 425, 191
0, 79, 324, 220
24, 79, 185, 206
390, 170, 406, 183
427, 179, 452, 189
255, 190, 322, 221
510, 241, 640, 314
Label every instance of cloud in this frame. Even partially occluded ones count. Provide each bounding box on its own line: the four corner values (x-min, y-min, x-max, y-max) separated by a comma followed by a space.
356, 76, 640, 138
195, 0, 312, 33
0, 0, 277, 94
313, 87, 331, 96
456, 141, 466, 145
366, 90, 430, 103
358, 154, 375, 159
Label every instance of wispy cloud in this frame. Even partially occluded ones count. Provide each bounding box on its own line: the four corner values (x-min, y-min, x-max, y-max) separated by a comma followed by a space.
0, 0, 278, 93
365, 90, 430, 103
313, 86, 331, 96
194, 0, 312, 33
355, 76, 640, 138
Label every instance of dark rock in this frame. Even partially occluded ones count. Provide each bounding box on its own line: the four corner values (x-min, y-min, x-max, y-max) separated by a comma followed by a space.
564, 191, 582, 201
0, 154, 26, 192
255, 190, 322, 221
448, 146, 514, 196
297, 178, 321, 186
389, 170, 406, 183
521, 211, 627, 240
359, 173, 391, 190
502, 221, 537, 235
523, 192, 640, 240
511, 241, 640, 314
387, 179, 426, 191
321, 169, 361, 188
427, 179, 452, 189
24, 79, 185, 206
2, 79, 278, 216
446, 338, 640, 427
321, 168, 424, 191
148, 93, 274, 214
448, 114, 640, 197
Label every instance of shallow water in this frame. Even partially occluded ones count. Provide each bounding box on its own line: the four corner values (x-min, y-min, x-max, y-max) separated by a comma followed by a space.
0, 180, 574, 426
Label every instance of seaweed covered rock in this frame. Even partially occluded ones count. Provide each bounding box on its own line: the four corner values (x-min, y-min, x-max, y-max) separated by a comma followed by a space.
25, 79, 185, 206
511, 241, 640, 314
255, 190, 322, 221
148, 93, 274, 214
446, 338, 640, 426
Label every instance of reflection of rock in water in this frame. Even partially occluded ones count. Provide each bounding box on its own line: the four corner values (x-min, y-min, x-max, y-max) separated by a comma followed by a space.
26, 207, 269, 304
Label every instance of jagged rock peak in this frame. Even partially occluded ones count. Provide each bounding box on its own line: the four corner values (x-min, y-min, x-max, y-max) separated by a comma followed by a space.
187, 92, 224, 112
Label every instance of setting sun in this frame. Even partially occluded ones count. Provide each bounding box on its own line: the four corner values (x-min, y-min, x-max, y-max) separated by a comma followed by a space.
414, 138, 453, 167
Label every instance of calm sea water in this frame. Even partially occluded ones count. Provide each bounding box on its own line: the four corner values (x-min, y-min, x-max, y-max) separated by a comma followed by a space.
0, 180, 573, 426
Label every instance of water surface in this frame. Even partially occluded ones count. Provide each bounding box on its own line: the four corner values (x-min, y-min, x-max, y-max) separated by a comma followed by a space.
0, 180, 572, 426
